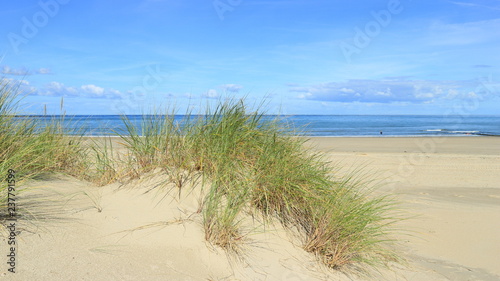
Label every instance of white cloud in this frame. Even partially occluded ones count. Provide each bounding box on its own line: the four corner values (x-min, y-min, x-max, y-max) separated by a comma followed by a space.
81, 84, 105, 96
375, 90, 391, 97
339, 88, 355, 93
290, 79, 479, 104
203, 89, 219, 99
221, 84, 243, 93
1, 66, 29, 76
37, 68, 51, 74
42, 82, 78, 96
1, 66, 52, 75
31, 81, 122, 99
297, 92, 313, 99
2, 78, 37, 94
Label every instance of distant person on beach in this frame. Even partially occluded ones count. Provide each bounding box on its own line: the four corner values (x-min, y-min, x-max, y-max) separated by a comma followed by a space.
380, 131, 383, 135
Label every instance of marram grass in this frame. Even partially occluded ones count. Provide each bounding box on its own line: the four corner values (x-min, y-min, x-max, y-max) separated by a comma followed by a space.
0, 79, 86, 182
1, 78, 401, 273
1, 78, 115, 209
117, 99, 401, 271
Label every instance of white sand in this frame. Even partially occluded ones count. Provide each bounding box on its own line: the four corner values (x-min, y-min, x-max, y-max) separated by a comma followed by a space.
308, 137, 500, 280
1, 136, 499, 280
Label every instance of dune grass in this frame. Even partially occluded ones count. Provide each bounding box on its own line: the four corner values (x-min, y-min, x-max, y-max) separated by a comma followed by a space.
0, 79, 85, 180
116, 99, 400, 270
1, 76, 400, 271
0, 79, 110, 213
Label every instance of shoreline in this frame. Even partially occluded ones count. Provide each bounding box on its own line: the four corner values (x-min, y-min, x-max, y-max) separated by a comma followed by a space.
81, 135, 500, 156
306, 136, 500, 155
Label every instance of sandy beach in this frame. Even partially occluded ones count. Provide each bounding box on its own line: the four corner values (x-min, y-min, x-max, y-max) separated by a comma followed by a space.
2, 136, 499, 280
309, 137, 500, 280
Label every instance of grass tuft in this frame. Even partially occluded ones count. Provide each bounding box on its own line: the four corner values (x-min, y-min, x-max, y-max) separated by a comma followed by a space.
1, 77, 401, 273
1, 79, 87, 197
115, 98, 401, 271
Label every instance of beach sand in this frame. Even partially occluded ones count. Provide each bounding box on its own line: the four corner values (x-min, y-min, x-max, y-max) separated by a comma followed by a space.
1, 137, 499, 280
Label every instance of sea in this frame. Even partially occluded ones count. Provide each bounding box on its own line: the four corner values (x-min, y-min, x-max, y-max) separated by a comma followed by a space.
19, 115, 500, 137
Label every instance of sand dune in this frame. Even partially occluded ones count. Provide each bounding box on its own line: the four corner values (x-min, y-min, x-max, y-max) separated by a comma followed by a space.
1, 137, 499, 280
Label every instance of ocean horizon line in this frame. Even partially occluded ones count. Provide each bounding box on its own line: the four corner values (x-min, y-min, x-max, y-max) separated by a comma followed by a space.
13, 114, 500, 137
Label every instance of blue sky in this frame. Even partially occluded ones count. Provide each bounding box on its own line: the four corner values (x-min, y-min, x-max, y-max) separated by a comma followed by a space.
1, 0, 499, 115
